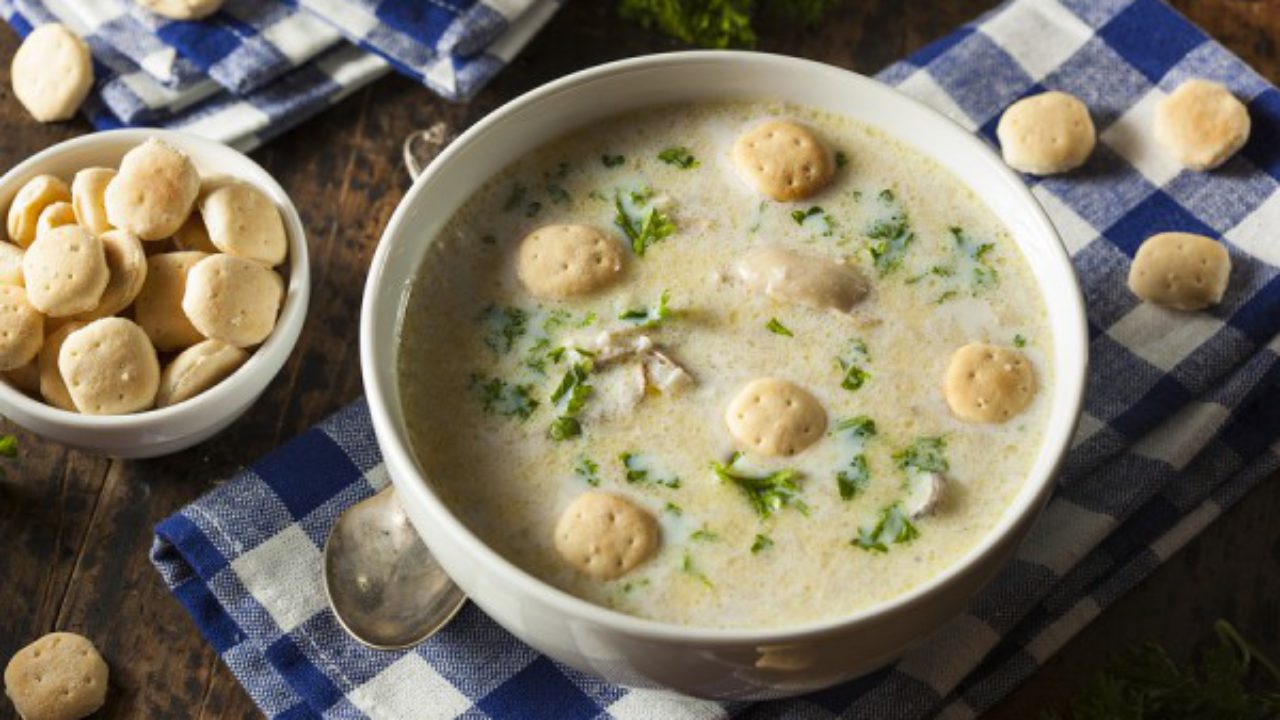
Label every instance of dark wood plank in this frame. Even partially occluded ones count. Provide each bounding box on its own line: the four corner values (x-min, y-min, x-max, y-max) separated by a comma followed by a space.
0, 2, 1277, 718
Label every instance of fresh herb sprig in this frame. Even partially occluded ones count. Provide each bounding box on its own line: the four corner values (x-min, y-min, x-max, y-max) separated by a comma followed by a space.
712, 453, 806, 519
617, 0, 844, 49
657, 146, 699, 169
852, 503, 919, 553
1044, 620, 1280, 720
619, 290, 673, 328
614, 190, 676, 256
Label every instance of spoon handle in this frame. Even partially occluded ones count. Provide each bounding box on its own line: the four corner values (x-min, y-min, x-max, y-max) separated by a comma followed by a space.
402, 122, 455, 180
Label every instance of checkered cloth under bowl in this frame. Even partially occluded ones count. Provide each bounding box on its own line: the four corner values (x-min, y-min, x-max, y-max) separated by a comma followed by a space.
0, 0, 561, 150
150, 0, 1280, 717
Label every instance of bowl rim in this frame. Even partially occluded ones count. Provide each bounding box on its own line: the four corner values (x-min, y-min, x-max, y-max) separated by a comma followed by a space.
362, 50, 1089, 644
0, 128, 310, 431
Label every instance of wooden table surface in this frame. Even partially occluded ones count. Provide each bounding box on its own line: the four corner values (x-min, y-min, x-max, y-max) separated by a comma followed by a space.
2, 1, 1278, 717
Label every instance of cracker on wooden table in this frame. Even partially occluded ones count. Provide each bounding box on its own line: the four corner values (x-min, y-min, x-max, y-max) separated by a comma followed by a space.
1154, 79, 1250, 171
725, 378, 827, 457
1127, 231, 1231, 311
6, 175, 70, 248
0, 284, 44, 372
22, 225, 109, 318
732, 120, 834, 201
735, 246, 868, 313
3, 632, 108, 720
58, 317, 160, 415
9, 24, 94, 123
517, 224, 623, 300
554, 492, 660, 580
996, 91, 1095, 175
944, 342, 1036, 423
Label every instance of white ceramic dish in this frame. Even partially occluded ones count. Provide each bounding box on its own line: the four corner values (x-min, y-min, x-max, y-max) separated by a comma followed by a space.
0, 129, 309, 459
362, 51, 1088, 699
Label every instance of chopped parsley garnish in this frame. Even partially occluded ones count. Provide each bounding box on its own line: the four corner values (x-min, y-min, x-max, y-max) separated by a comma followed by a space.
712, 453, 807, 519
657, 146, 700, 169
835, 415, 876, 500
502, 183, 526, 212
574, 456, 600, 486
835, 151, 848, 168
690, 528, 720, 542
470, 374, 538, 420
525, 201, 542, 217
602, 154, 626, 168
614, 190, 676, 256
866, 188, 914, 275
546, 183, 571, 205
665, 501, 683, 516
750, 534, 774, 554
837, 455, 871, 500
950, 226, 998, 291
791, 206, 834, 236
765, 317, 793, 337
1014, 334, 1027, 348
480, 305, 527, 354
618, 290, 672, 328
894, 436, 949, 474
835, 415, 877, 437
620, 452, 681, 488
548, 361, 592, 441
837, 339, 870, 392
851, 503, 919, 553
934, 290, 958, 305
680, 550, 713, 588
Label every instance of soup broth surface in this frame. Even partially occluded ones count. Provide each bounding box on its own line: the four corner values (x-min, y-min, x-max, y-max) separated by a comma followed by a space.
397, 101, 1053, 629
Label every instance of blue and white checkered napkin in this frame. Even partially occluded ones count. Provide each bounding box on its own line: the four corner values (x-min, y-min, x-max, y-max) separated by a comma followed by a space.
0, 0, 560, 151
149, 0, 1280, 717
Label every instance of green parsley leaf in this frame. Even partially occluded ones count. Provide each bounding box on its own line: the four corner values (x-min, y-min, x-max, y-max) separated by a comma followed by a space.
791, 206, 834, 236
549, 362, 593, 441
574, 456, 600, 486
680, 550, 714, 588
546, 183, 571, 205
839, 362, 870, 391
602, 154, 626, 168
835, 150, 848, 168
620, 452, 681, 488
617, 0, 843, 49
657, 146, 700, 169
851, 504, 919, 553
549, 416, 582, 440
1014, 334, 1027, 348
619, 290, 673, 328
712, 455, 807, 519
866, 188, 914, 275
751, 534, 774, 554
894, 436, 948, 473
690, 528, 720, 542
479, 305, 527, 354
614, 191, 676, 256
765, 317, 793, 337
470, 374, 538, 420
0, 434, 17, 458
837, 455, 871, 501
665, 501, 683, 516
502, 183, 526, 212
950, 226, 999, 291
835, 415, 877, 438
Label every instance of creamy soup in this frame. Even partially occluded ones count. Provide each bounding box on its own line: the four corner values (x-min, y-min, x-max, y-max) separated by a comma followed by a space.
397, 101, 1053, 629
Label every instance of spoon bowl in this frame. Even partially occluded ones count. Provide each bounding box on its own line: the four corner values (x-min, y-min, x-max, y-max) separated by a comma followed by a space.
323, 486, 466, 650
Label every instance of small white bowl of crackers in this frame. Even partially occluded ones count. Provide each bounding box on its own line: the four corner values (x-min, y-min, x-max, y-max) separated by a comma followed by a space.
0, 129, 309, 458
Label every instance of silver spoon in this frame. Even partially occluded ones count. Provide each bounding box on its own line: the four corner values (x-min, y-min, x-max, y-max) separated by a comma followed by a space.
323, 123, 463, 649
323, 485, 466, 649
